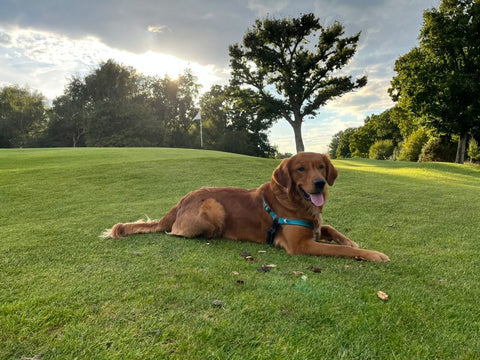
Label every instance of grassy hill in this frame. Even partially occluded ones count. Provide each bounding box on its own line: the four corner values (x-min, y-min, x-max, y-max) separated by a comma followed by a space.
1, 148, 479, 359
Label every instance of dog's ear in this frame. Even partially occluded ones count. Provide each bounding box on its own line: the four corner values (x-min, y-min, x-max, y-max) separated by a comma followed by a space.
324, 155, 338, 186
272, 158, 292, 190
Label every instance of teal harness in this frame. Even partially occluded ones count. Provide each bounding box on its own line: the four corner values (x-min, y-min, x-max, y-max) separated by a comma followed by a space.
262, 198, 314, 245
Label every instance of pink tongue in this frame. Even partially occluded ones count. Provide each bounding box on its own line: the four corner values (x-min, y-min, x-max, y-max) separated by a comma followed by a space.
310, 193, 324, 207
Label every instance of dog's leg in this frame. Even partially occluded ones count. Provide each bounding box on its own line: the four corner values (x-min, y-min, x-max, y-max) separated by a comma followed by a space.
170, 198, 225, 238
277, 227, 389, 262
320, 225, 359, 248
296, 239, 389, 262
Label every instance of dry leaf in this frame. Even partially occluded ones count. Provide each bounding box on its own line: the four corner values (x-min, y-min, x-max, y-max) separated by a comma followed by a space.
258, 250, 267, 254
212, 300, 223, 307
264, 264, 277, 268
257, 265, 271, 272
377, 291, 389, 301
232, 271, 239, 276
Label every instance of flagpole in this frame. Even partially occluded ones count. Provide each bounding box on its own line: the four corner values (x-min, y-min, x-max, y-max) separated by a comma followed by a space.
194, 111, 203, 148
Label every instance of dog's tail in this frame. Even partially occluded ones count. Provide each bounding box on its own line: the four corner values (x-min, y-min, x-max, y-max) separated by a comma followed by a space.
101, 206, 178, 239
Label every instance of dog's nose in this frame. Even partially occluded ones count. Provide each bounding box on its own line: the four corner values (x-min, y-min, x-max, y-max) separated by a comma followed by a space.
313, 178, 326, 192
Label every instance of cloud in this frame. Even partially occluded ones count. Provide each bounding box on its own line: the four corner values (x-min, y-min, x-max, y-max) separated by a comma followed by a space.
0, 26, 226, 100
247, 0, 290, 16
147, 25, 168, 34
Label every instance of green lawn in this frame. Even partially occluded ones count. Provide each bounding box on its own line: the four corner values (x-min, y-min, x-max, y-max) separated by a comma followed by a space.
1, 148, 479, 359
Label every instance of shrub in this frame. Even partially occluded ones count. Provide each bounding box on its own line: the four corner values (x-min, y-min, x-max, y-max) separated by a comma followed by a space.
467, 138, 480, 163
398, 128, 429, 161
418, 136, 457, 162
369, 139, 395, 160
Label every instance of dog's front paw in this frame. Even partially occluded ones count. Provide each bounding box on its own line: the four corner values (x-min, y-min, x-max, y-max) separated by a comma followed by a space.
356, 250, 390, 262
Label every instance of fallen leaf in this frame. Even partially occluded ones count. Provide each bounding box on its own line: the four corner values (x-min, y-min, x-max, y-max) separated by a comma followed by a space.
312, 267, 322, 273
258, 250, 267, 254
264, 264, 277, 268
377, 291, 389, 301
257, 265, 271, 272
293, 271, 304, 275
240, 251, 255, 261
212, 300, 223, 307
232, 271, 240, 276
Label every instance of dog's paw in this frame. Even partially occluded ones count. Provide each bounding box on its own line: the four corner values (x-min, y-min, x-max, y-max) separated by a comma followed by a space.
356, 250, 390, 262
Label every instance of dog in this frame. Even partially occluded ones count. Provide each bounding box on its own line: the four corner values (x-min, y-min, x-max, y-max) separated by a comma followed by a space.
103, 152, 389, 262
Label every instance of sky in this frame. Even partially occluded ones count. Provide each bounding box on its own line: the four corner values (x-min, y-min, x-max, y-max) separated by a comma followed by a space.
0, 0, 439, 154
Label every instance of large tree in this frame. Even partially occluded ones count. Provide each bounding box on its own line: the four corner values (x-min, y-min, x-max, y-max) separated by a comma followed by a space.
389, 0, 480, 163
229, 13, 367, 153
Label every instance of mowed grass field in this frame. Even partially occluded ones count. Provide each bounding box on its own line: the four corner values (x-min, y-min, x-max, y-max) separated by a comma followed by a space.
1, 148, 480, 359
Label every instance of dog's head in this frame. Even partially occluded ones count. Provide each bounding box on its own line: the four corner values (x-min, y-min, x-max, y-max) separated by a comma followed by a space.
271, 152, 338, 208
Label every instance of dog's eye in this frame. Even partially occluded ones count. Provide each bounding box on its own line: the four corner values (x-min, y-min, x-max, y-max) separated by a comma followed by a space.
297, 166, 305, 172
319, 164, 325, 170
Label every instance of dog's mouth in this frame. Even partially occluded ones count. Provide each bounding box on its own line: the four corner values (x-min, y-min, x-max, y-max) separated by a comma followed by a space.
299, 186, 325, 207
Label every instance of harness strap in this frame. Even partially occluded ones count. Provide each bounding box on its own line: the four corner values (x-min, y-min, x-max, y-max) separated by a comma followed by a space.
263, 198, 314, 245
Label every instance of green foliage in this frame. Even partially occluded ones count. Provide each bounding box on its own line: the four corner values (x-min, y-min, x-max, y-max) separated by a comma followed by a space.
418, 136, 458, 163
369, 139, 395, 160
2, 149, 480, 359
467, 138, 480, 162
328, 131, 342, 159
3, 59, 276, 157
389, 0, 480, 163
0, 85, 48, 147
200, 85, 276, 157
334, 127, 356, 158
229, 13, 366, 153
398, 127, 429, 162
329, 108, 402, 160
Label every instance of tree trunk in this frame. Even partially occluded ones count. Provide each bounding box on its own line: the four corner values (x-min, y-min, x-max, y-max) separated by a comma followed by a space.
455, 134, 467, 164
292, 123, 305, 153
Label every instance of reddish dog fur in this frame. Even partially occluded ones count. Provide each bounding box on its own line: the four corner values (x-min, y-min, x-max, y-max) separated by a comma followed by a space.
103, 152, 389, 262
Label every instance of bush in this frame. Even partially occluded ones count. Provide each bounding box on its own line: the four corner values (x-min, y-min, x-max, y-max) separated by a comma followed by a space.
418, 136, 457, 162
398, 128, 429, 161
467, 138, 480, 163
369, 140, 395, 160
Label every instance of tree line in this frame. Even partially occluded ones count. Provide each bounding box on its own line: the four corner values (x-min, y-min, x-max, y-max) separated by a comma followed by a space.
329, 0, 480, 164
0, 61, 276, 157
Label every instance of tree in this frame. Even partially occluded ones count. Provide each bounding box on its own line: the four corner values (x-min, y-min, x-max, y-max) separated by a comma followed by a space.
348, 108, 402, 158
0, 85, 47, 147
389, 0, 480, 163
328, 131, 342, 159
48, 77, 88, 147
369, 140, 395, 160
229, 13, 367, 153
199, 85, 275, 157
335, 128, 356, 158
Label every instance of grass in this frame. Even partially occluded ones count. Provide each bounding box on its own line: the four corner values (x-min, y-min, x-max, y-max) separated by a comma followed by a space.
1, 148, 479, 359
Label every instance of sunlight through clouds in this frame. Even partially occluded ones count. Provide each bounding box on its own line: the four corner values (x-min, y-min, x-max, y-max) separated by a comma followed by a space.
0, 26, 225, 100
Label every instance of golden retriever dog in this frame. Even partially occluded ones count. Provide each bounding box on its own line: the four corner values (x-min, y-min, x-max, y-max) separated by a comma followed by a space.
103, 152, 389, 262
